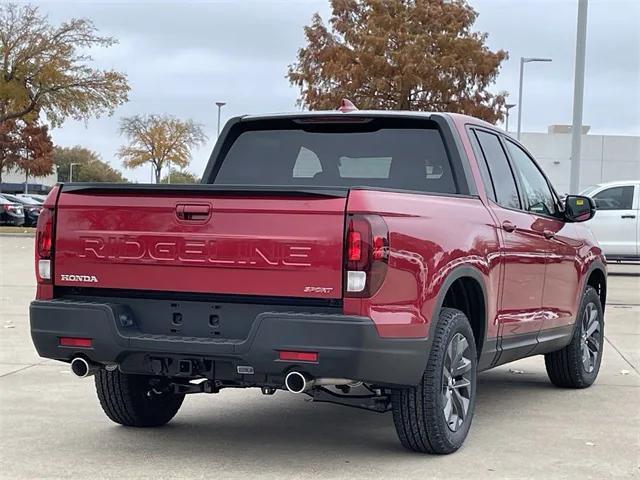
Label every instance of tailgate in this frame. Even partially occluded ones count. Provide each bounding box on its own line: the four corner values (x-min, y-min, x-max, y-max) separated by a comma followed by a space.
53, 186, 347, 299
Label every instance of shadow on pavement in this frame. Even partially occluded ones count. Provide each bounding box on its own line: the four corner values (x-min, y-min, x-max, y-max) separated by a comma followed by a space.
83, 373, 559, 461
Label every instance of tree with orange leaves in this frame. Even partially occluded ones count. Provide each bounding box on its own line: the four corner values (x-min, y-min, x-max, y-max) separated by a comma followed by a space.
0, 118, 53, 186
0, 120, 21, 185
288, 0, 508, 123
14, 121, 54, 184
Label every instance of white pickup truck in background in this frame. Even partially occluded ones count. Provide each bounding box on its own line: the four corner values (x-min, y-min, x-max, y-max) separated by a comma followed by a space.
581, 180, 640, 260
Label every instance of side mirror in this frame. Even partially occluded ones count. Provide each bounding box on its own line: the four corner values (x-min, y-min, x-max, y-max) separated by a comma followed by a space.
564, 195, 595, 222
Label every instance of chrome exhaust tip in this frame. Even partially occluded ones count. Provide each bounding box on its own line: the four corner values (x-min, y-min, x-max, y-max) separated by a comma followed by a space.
284, 371, 313, 394
70, 357, 96, 378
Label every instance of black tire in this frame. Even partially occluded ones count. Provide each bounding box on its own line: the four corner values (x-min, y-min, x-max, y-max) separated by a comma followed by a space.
391, 308, 477, 454
95, 369, 185, 427
545, 286, 604, 388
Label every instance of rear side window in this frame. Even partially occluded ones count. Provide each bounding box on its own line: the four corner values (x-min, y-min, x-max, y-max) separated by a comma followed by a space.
593, 186, 634, 210
292, 148, 322, 178
212, 120, 459, 194
473, 130, 521, 209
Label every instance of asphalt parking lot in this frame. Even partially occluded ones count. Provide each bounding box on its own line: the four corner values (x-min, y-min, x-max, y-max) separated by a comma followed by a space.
1, 235, 638, 479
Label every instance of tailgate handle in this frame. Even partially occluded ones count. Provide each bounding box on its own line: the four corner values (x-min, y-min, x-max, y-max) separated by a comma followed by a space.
176, 204, 211, 221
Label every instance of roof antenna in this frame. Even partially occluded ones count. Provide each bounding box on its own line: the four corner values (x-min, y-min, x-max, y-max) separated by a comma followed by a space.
338, 99, 358, 113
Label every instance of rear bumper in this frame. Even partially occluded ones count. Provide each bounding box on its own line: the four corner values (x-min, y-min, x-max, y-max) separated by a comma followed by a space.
30, 300, 427, 387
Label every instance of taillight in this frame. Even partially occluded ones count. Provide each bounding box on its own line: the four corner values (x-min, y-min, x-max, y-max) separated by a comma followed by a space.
347, 230, 362, 261
37, 209, 53, 258
35, 208, 54, 286
344, 214, 389, 297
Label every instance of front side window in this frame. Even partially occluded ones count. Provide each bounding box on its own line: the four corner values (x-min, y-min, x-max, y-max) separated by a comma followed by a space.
473, 130, 520, 209
593, 186, 634, 210
505, 140, 557, 217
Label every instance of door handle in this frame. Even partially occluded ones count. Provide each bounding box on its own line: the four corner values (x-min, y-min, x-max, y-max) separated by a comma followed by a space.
176, 204, 211, 221
543, 229, 555, 239
501, 221, 516, 232
621, 214, 636, 219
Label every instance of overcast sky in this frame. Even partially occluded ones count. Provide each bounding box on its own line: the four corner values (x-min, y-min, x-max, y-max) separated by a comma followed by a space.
28, 0, 640, 182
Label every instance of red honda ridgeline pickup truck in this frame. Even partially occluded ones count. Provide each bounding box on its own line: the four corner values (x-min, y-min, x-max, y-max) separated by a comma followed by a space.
31, 108, 606, 454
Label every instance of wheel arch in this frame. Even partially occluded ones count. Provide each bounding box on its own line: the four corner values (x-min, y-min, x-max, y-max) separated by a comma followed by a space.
429, 266, 488, 360
584, 260, 607, 313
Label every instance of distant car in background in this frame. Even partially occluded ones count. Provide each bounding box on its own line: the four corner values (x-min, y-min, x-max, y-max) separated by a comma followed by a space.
17, 193, 46, 203
0, 194, 42, 227
0, 196, 25, 226
581, 180, 640, 260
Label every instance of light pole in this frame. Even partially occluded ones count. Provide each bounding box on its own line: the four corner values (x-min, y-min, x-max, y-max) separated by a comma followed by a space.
516, 57, 552, 140
504, 103, 516, 132
215, 101, 226, 137
69, 162, 81, 182
569, 0, 589, 194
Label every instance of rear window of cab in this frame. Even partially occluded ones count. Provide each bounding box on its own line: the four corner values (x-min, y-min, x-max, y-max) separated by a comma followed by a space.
209, 117, 465, 195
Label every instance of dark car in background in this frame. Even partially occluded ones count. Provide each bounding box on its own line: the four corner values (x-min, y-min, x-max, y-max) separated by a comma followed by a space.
0, 194, 42, 226
0, 196, 25, 226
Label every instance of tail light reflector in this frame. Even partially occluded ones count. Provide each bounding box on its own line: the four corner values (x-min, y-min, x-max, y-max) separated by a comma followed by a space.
59, 337, 92, 348
278, 351, 318, 362
344, 214, 389, 297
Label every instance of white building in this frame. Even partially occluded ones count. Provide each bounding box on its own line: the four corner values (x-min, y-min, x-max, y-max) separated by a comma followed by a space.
519, 125, 640, 194
0, 165, 58, 193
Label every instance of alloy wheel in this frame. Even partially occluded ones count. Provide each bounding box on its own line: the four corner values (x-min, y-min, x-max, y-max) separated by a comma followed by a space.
581, 302, 601, 373
442, 332, 472, 432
